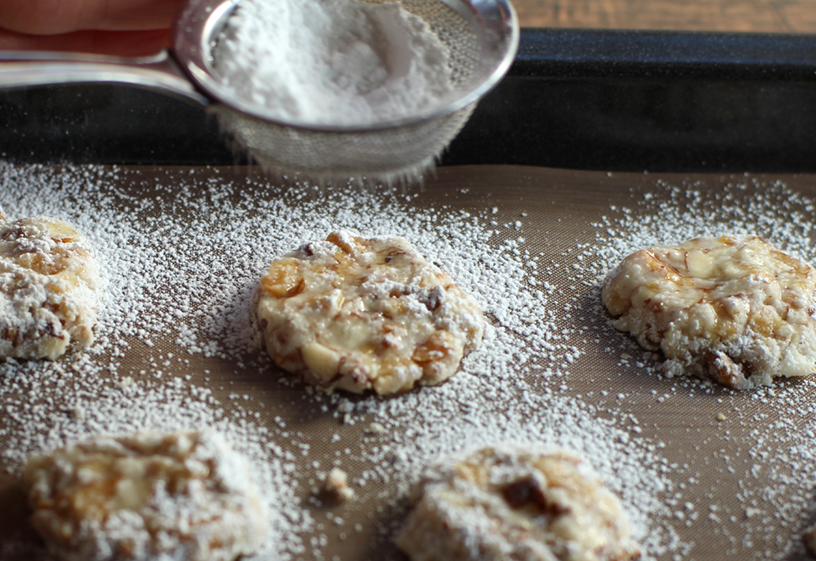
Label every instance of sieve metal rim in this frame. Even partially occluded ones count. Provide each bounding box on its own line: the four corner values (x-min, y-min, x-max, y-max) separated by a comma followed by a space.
173, 0, 520, 134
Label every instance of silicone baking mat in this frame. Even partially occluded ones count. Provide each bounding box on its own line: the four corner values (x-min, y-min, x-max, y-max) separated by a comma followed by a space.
1, 164, 815, 560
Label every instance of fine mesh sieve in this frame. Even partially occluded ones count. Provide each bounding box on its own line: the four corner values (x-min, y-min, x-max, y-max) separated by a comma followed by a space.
205, 0, 519, 185
211, 102, 478, 186
0, 0, 518, 187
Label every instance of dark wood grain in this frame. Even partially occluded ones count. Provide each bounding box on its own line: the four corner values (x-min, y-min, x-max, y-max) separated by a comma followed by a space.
514, 0, 816, 32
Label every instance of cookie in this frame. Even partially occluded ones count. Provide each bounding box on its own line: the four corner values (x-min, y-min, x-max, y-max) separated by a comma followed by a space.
804, 523, 816, 557
602, 235, 816, 389
23, 430, 267, 561
0, 215, 100, 360
256, 231, 484, 394
397, 444, 640, 561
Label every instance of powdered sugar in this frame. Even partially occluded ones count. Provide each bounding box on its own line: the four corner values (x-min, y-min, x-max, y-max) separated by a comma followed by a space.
255, 230, 485, 395
578, 174, 816, 559
0, 215, 101, 360
0, 164, 687, 560
24, 430, 268, 561
213, 0, 455, 126
397, 444, 641, 561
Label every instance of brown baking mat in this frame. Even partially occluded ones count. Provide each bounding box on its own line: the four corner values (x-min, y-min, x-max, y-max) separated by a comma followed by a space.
2, 164, 816, 561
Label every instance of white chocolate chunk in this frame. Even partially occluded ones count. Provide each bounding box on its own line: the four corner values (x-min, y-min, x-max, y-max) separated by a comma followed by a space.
256, 231, 484, 395
301, 340, 342, 381
602, 235, 816, 389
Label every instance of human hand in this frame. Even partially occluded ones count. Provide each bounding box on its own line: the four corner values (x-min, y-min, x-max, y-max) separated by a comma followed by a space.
0, 0, 186, 56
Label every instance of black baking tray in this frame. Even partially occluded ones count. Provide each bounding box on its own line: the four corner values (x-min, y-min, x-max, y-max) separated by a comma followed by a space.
1, 28, 816, 173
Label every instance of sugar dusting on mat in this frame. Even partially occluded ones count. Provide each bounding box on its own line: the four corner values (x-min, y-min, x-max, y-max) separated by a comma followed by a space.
212, 0, 454, 126
578, 176, 816, 560
13, 166, 816, 559
0, 366, 309, 560
0, 164, 686, 560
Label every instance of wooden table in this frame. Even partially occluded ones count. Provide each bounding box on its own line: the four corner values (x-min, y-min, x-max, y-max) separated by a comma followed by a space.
514, 0, 816, 32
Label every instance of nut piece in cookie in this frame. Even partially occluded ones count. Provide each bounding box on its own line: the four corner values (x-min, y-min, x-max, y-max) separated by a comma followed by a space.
323, 467, 355, 501
23, 430, 267, 561
0, 216, 101, 360
256, 231, 485, 395
602, 235, 816, 389
397, 444, 640, 561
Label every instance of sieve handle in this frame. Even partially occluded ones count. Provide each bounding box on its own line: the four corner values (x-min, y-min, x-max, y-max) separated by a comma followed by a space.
0, 50, 209, 106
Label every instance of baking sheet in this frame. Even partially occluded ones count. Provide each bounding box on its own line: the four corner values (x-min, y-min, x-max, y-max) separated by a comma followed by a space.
1, 164, 816, 560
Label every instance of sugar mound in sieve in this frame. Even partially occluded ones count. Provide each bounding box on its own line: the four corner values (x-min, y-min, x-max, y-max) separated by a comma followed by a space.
212, 0, 456, 128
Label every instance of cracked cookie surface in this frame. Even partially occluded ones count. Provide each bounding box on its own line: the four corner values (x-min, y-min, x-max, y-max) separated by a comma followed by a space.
23, 430, 267, 561
397, 444, 640, 561
256, 231, 484, 395
602, 235, 816, 389
0, 213, 100, 360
